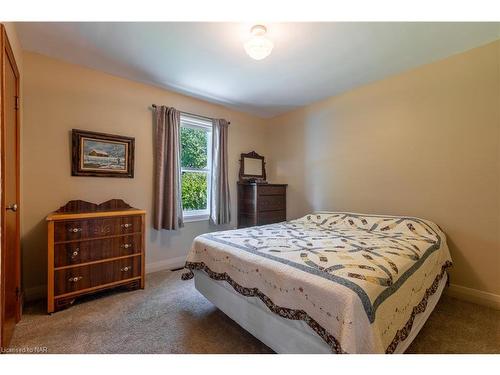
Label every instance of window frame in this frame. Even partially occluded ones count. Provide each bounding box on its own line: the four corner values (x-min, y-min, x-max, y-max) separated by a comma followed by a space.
180, 114, 212, 222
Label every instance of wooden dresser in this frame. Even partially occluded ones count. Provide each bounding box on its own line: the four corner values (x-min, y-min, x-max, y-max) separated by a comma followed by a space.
237, 182, 287, 228
46, 199, 146, 313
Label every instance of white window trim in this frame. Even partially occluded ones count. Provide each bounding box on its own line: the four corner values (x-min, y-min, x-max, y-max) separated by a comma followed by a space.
180, 114, 212, 222
183, 212, 210, 223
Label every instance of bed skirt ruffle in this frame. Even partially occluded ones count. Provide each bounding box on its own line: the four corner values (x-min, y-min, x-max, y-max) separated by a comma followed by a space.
182, 260, 452, 354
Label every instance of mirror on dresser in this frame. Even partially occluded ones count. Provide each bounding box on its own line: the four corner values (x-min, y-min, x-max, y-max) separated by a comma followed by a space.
239, 151, 266, 182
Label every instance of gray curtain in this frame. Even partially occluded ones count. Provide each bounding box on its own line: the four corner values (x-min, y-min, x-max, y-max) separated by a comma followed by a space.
153, 106, 184, 230
210, 119, 231, 225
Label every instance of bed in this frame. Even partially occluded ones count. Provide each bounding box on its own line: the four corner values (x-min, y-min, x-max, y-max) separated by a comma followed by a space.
182, 212, 452, 354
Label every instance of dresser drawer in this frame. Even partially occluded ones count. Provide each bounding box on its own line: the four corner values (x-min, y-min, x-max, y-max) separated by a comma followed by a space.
257, 210, 286, 225
54, 215, 142, 242
257, 185, 286, 196
258, 194, 286, 211
54, 256, 141, 296
54, 234, 142, 268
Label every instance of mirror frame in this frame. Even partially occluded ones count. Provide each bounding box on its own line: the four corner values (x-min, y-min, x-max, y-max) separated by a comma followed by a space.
239, 151, 266, 182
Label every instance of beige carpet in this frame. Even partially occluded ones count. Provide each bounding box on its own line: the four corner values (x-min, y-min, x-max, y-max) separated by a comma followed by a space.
9, 270, 500, 354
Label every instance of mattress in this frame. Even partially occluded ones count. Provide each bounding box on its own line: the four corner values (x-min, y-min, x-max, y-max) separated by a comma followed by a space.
183, 212, 452, 353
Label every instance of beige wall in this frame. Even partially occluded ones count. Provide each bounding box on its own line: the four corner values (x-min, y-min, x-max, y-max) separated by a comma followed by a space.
267, 40, 500, 298
21, 52, 270, 297
21, 40, 500, 304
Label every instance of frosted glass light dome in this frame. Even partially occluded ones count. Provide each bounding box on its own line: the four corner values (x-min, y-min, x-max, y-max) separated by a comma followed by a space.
244, 25, 274, 60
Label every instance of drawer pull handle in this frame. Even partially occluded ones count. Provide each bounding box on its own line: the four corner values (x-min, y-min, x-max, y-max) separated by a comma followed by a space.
71, 248, 80, 258
121, 223, 132, 229
68, 276, 83, 283
121, 244, 132, 249
69, 227, 82, 233
121, 266, 132, 272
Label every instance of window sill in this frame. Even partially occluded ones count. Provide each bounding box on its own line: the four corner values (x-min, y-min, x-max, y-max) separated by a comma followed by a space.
183, 213, 210, 223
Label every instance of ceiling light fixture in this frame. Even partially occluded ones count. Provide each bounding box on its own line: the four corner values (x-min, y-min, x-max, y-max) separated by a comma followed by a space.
244, 25, 274, 61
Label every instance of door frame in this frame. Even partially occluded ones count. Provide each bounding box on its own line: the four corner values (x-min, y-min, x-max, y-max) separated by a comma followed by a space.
0, 23, 21, 348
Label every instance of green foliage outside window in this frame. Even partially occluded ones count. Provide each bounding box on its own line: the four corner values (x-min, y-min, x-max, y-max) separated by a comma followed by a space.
180, 126, 210, 211
181, 127, 207, 168
181, 172, 208, 211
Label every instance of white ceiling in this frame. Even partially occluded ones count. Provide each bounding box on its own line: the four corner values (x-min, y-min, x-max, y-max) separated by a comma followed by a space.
17, 22, 500, 118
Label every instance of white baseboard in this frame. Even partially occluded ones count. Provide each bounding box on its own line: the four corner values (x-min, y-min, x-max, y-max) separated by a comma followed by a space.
446, 283, 500, 310
145, 256, 187, 274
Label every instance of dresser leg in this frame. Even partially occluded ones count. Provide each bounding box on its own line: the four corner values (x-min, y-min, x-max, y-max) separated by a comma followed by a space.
54, 298, 76, 312
47, 299, 55, 314
124, 280, 141, 291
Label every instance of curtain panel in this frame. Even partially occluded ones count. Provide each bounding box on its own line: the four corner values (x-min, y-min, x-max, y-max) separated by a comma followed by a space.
210, 119, 231, 225
153, 106, 184, 230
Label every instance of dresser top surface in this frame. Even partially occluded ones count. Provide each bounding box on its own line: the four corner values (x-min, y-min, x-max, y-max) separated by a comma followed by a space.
47, 199, 145, 221
47, 208, 146, 221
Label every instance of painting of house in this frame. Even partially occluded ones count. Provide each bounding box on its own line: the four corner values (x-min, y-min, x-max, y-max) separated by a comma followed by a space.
88, 149, 109, 157
81, 138, 127, 171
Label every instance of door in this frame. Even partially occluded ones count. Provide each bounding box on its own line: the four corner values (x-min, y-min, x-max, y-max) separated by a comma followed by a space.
0, 24, 21, 349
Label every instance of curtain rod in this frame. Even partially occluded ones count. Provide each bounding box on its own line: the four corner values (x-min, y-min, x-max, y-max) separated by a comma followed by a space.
151, 104, 230, 125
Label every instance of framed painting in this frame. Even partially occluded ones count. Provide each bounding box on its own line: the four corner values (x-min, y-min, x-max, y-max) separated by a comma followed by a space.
71, 129, 135, 178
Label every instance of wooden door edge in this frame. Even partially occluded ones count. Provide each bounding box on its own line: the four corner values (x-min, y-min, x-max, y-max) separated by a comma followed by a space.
0, 22, 22, 347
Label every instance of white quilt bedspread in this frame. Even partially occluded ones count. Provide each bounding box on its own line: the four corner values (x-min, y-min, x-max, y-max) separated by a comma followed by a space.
184, 212, 452, 353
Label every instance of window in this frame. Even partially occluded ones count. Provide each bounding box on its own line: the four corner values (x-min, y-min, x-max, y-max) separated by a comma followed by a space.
180, 114, 212, 221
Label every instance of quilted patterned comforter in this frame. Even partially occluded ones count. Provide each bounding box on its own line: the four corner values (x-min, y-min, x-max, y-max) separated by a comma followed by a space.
183, 212, 452, 353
